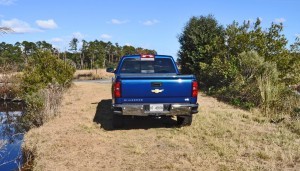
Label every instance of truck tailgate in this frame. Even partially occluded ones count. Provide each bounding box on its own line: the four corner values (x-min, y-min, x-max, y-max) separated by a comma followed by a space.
119, 74, 194, 100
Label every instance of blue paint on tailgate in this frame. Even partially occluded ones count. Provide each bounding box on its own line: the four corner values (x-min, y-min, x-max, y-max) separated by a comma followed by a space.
121, 79, 192, 98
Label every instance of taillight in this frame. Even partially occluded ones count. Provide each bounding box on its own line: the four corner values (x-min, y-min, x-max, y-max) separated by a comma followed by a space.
114, 81, 121, 98
192, 81, 198, 97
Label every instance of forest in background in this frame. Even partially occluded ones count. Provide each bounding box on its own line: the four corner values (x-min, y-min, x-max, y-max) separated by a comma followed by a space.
0, 38, 157, 70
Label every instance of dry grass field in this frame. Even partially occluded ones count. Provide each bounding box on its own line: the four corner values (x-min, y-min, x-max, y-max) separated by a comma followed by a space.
23, 82, 300, 170
73, 69, 114, 80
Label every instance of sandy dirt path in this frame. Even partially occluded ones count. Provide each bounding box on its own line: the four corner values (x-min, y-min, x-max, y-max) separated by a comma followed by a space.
24, 82, 300, 171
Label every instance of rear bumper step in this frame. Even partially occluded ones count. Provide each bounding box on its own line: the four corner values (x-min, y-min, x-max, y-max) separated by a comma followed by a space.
112, 103, 198, 116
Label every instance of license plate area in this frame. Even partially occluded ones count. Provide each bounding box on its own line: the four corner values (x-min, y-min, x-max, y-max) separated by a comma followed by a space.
149, 104, 164, 112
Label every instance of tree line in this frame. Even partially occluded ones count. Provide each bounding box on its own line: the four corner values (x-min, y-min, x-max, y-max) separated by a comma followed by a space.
178, 15, 300, 117
0, 39, 157, 69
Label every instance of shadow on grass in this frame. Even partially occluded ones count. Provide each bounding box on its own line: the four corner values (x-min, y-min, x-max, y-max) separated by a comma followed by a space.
93, 99, 114, 130
93, 99, 177, 131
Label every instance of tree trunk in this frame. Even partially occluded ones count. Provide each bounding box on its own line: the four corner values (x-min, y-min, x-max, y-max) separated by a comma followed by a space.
91, 54, 95, 69
80, 52, 84, 69
64, 51, 66, 69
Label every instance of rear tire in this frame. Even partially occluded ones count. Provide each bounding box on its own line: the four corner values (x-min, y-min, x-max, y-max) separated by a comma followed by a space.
113, 115, 124, 128
177, 115, 192, 127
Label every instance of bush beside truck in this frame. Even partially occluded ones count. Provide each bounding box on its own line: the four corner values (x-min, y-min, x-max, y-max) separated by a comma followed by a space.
20, 51, 75, 128
178, 15, 300, 131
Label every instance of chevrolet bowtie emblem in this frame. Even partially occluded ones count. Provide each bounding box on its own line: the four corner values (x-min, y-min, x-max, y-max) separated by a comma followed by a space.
151, 89, 164, 93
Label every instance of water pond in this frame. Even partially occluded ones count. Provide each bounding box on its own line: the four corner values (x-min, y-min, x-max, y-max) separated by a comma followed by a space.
0, 101, 26, 170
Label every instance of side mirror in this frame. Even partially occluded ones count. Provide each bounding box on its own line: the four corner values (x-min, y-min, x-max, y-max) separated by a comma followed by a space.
106, 68, 115, 73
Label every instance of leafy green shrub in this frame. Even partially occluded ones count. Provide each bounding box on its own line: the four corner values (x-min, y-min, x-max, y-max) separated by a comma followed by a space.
271, 87, 300, 118
21, 91, 45, 127
21, 83, 64, 127
20, 51, 75, 127
210, 51, 263, 109
178, 16, 300, 119
177, 15, 226, 89
22, 51, 75, 93
208, 51, 299, 118
200, 56, 238, 91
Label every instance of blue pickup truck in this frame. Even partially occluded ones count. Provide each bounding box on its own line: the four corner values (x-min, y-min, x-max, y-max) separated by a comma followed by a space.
106, 54, 198, 127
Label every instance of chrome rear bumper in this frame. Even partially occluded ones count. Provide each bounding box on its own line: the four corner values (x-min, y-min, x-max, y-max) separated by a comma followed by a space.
112, 103, 198, 116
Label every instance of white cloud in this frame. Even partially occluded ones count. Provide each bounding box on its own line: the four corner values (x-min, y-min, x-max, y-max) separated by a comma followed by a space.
0, 18, 41, 33
36, 19, 58, 29
100, 34, 112, 39
274, 18, 286, 23
142, 19, 159, 26
72, 32, 85, 39
296, 34, 300, 38
0, 0, 16, 5
110, 19, 129, 25
125, 43, 131, 46
51, 37, 63, 42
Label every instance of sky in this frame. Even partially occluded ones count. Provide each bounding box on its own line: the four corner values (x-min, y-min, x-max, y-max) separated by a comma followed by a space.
0, 0, 300, 58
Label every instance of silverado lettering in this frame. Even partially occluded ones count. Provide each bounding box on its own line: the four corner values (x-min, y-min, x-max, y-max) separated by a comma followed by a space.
123, 99, 144, 102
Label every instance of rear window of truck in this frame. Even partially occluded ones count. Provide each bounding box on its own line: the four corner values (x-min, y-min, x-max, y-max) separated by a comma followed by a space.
120, 58, 176, 74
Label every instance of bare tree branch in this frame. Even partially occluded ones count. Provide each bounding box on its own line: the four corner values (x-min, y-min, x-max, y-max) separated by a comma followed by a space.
0, 27, 13, 34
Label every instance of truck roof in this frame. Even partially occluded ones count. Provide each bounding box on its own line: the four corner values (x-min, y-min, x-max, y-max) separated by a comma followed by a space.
121, 54, 173, 59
